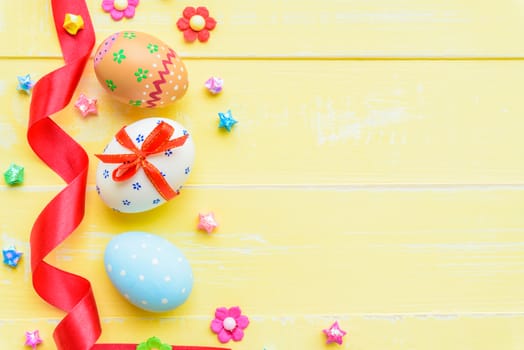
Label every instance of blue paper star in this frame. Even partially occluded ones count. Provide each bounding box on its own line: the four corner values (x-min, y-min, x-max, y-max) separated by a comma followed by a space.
218, 110, 238, 132
3, 246, 23, 268
16, 74, 35, 94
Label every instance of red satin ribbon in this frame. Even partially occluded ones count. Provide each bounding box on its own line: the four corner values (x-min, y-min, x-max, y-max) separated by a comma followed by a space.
27, 1, 228, 349
95, 121, 189, 201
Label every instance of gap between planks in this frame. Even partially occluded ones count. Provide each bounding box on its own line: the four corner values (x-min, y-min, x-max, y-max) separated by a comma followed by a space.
2, 311, 524, 323
4, 184, 524, 192
4, 55, 524, 61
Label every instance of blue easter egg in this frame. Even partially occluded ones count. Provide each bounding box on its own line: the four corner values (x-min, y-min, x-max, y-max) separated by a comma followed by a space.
104, 232, 193, 312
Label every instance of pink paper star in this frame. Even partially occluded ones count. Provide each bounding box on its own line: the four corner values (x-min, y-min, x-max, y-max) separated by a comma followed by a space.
74, 93, 98, 117
323, 321, 346, 345
198, 212, 218, 233
25, 330, 42, 349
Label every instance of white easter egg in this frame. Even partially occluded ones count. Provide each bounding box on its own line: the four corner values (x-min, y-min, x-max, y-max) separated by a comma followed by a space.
104, 231, 193, 312
96, 117, 194, 213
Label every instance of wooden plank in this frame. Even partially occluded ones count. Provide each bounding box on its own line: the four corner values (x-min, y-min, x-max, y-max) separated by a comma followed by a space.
2, 0, 524, 58
1, 313, 524, 350
2, 59, 524, 185
3, 188, 524, 320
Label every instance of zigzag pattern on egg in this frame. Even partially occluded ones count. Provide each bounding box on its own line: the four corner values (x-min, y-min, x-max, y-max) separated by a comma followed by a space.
94, 31, 189, 109
146, 48, 178, 108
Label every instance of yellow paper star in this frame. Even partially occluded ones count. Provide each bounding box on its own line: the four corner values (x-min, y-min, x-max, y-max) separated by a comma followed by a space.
63, 13, 84, 35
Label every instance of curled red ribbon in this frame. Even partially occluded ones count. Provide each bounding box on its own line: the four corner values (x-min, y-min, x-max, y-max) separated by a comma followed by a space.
95, 121, 189, 201
27, 1, 228, 349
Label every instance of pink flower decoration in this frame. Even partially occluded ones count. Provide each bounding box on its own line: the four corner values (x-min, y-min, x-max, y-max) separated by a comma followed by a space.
210, 306, 249, 343
102, 0, 139, 21
177, 6, 217, 43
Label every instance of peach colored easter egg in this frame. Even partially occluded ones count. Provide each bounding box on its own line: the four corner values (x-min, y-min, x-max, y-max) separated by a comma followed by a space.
94, 31, 188, 108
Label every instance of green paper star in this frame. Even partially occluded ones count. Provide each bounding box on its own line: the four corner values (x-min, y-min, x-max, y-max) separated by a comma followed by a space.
3, 163, 24, 185
136, 336, 171, 350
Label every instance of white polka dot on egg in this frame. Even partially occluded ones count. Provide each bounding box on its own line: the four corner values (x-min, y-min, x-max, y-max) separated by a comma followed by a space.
104, 232, 194, 312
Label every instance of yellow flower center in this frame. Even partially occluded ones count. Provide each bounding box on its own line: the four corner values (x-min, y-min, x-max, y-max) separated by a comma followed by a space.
189, 15, 206, 31
113, 0, 128, 11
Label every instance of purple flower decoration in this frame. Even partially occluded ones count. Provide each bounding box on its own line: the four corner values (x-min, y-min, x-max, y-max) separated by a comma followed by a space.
102, 0, 139, 21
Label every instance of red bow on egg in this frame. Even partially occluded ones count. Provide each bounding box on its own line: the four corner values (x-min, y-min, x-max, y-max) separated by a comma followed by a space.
96, 121, 188, 201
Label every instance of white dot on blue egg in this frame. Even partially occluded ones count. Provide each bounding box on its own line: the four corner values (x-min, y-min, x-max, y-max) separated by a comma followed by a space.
104, 232, 194, 312
114, 244, 119, 250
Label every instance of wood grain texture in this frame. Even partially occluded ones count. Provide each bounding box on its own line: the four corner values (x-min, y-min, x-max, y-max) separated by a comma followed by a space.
2, 59, 524, 185
1, 0, 524, 349
2, 0, 524, 58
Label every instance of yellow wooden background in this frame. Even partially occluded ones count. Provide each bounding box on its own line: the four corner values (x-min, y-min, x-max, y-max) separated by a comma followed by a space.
2, 0, 524, 349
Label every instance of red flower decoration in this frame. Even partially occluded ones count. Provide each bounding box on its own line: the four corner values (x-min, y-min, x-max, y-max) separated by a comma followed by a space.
177, 6, 216, 42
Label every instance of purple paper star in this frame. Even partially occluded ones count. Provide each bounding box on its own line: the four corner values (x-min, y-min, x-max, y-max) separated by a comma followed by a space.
205, 76, 224, 94
198, 212, 218, 233
74, 93, 98, 117
25, 330, 42, 349
3, 246, 23, 268
323, 321, 347, 345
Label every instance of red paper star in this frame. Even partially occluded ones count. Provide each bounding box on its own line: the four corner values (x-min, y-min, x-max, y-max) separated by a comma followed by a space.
323, 321, 346, 345
74, 93, 98, 117
198, 212, 218, 233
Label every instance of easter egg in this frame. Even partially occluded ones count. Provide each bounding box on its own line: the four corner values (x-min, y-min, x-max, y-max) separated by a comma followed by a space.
94, 31, 188, 108
104, 232, 193, 312
95, 117, 194, 213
